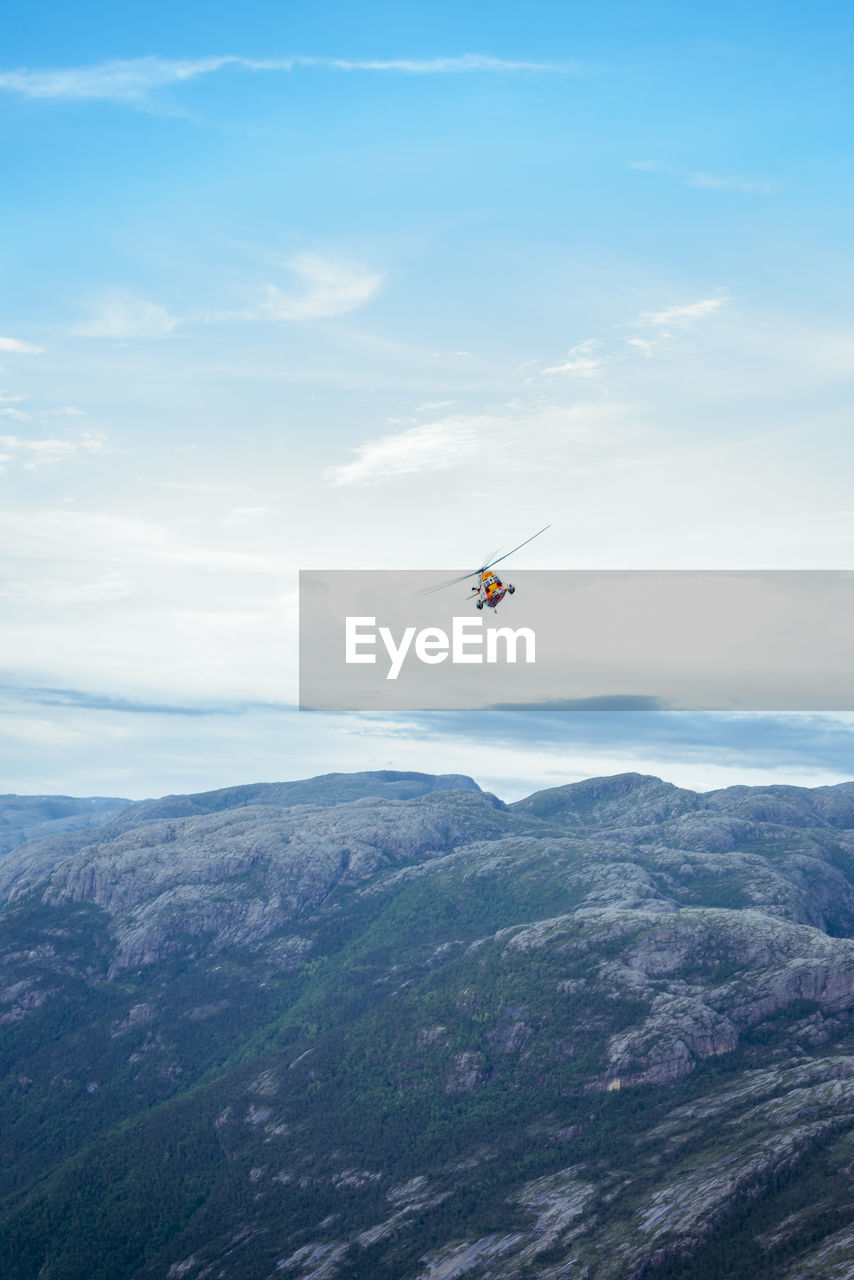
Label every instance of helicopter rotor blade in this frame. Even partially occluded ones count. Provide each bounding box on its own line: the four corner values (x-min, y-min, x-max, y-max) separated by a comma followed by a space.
416, 569, 481, 597
416, 526, 550, 597
483, 524, 551, 572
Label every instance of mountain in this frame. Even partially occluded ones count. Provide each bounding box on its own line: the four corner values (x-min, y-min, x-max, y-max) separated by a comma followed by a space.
106, 770, 482, 830
0, 794, 129, 856
3, 770, 854, 1278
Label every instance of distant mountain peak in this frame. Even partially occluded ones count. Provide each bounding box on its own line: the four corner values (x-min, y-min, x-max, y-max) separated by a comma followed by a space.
512, 772, 697, 822
106, 770, 482, 829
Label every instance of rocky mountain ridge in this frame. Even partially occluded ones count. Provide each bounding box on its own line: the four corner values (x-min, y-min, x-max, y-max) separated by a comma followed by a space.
3, 770, 854, 1279
0, 794, 129, 856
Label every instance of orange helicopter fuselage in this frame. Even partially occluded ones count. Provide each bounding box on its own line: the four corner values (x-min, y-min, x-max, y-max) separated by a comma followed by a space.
478, 571, 507, 607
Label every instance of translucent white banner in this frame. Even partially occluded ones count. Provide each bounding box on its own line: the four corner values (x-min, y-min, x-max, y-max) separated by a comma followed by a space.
299, 570, 854, 712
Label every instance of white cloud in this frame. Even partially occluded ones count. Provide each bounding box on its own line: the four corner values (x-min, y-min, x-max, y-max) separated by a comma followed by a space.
74, 254, 381, 338
688, 172, 775, 194
0, 56, 238, 102
638, 297, 729, 326
325, 399, 621, 488
542, 339, 605, 378
0, 507, 278, 571
326, 414, 491, 486
154, 481, 247, 493
0, 508, 294, 712
0, 53, 576, 107
425, 350, 474, 361
0, 572, 136, 606
0, 336, 43, 354
259, 254, 382, 321
626, 335, 669, 358
307, 55, 571, 73
0, 432, 104, 470
74, 293, 182, 338
629, 160, 774, 195
534, 300, 729, 380
223, 506, 270, 527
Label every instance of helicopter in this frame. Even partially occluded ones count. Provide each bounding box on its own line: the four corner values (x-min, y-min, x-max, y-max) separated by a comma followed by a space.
419, 525, 550, 611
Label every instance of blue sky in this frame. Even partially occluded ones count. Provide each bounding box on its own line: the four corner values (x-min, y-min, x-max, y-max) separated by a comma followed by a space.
2, 1, 854, 798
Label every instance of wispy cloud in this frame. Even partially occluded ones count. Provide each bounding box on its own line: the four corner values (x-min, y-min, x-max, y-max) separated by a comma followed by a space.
615, 295, 731, 360
74, 253, 381, 338
0, 53, 577, 108
0, 55, 239, 102
406, 708, 854, 782
326, 414, 491, 486
0, 508, 278, 571
688, 172, 775, 194
0, 433, 104, 470
0, 336, 43, 354
153, 481, 248, 493
223, 506, 270, 527
541, 339, 605, 378
325, 399, 623, 488
0, 574, 135, 607
637, 297, 730, 326
531, 296, 729, 378
73, 293, 181, 338
629, 160, 774, 195
300, 55, 571, 75
258, 253, 383, 321
0, 683, 288, 717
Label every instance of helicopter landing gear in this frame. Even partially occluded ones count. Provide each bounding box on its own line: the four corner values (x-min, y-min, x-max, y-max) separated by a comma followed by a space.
476, 600, 484, 609
507, 584, 515, 594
